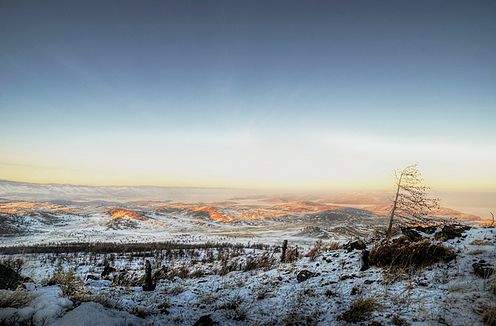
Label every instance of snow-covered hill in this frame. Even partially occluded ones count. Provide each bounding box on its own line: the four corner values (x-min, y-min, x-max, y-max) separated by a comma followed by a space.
0, 226, 494, 325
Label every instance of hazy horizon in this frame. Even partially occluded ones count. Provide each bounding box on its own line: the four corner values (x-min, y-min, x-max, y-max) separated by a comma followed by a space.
1, 0, 495, 191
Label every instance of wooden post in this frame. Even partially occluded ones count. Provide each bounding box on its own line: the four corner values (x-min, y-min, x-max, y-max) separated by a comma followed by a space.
143, 260, 155, 291
281, 240, 288, 263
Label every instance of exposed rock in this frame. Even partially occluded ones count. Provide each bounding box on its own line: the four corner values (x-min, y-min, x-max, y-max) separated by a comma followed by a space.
0, 264, 21, 290
101, 265, 116, 278
343, 240, 366, 252
350, 285, 361, 295
401, 227, 423, 242
413, 225, 437, 234
297, 270, 319, 283
340, 274, 357, 281
193, 315, 214, 326
473, 260, 494, 278
360, 250, 370, 271
435, 224, 470, 241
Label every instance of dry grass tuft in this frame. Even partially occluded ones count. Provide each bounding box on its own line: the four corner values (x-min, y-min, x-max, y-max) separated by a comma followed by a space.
45, 270, 84, 299
0, 289, 31, 308
338, 298, 379, 323
489, 271, 496, 296
482, 305, 496, 326
306, 241, 322, 261
471, 239, 493, 246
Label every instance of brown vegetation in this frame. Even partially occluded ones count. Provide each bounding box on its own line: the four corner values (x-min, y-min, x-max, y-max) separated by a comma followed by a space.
369, 238, 456, 270
338, 298, 379, 323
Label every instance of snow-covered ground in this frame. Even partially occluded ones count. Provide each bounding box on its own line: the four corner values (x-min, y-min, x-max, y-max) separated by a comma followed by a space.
1, 227, 494, 325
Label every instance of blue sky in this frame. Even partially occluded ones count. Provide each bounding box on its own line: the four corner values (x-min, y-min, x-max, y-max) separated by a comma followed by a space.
1, 0, 495, 190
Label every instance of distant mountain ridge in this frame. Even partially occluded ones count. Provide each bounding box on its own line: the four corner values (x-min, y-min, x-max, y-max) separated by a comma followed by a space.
0, 179, 252, 202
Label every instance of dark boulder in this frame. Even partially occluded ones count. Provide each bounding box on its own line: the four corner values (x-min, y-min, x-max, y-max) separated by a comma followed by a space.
0, 264, 21, 290
297, 270, 319, 283
435, 224, 470, 241
401, 227, 423, 242
343, 240, 366, 252
473, 260, 494, 278
360, 250, 370, 271
193, 315, 214, 326
101, 265, 116, 278
414, 225, 437, 234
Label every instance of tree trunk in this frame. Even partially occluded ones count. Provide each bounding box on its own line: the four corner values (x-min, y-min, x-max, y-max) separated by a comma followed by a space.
387, 175, 403, 238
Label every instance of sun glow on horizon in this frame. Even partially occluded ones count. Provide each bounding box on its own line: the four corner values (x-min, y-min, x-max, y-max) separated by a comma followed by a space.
1, 129, 495, 192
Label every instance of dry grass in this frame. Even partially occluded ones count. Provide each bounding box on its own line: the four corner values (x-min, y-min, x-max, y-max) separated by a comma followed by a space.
338, 298, 379, 323
489, 271, 496, 295
306, 242, 322, 261
482, 306, 496, 326
167, 285, 185, 296
45, 270, 84, 299
244, 253, 276, 272
369, 238, 456, 271
468, 248, 489, 255
0, 289, 31, 308
284, 247, 299, 263
471, 239, 493, 246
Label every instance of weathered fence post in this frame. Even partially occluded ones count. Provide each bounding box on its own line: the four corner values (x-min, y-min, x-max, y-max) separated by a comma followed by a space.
360, 249, 370, 271
143, 260, 155, 291
281, 240, 288, 263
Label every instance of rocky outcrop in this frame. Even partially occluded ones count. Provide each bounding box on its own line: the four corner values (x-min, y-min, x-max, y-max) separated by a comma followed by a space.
473, 260, 494, 278
343, 240, 366, 252
0, 264, 21, 290
401, 227, 423, 242
193, 315, 214, 326
435, 224, 470, 241
297, 270, 319, 283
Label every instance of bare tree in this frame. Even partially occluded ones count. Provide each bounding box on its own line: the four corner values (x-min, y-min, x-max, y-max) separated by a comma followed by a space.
386, 164, 439, 237
490, 212, 494, 227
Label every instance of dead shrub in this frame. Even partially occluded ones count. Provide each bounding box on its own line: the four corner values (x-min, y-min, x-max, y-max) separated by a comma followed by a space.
490, 272, 496, 295
306, 241, 322, 261
45, 270, 84, 298
189, 269, 205, 278
482, 306, 496, 326
217, 259, 238, 276
167, 285, 185, 295
369, 238, 455, 271
392, 314, 409, 326
325, 242, 341, 251
131, 306, 149, 318
285, 247, 299, 263
338, 298, 379, 323
244, 254, 276, 272
170, 265, 189, 279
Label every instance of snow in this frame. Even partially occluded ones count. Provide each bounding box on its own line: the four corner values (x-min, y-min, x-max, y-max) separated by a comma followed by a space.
0, 285, 72, 326
1, 227, 494, 325
52, 302, 140, 326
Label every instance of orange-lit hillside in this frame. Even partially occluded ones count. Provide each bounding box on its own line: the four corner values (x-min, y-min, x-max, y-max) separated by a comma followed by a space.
191, 206, 234, 222
0, 201, 76, 215
108, 208, 147, 220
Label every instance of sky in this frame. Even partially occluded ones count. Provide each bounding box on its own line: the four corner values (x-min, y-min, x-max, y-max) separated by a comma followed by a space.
0, 0, 495, 191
